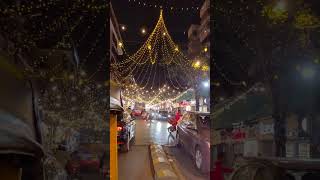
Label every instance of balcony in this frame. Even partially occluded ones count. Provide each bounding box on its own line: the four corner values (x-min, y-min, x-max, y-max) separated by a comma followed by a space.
200, 0, 210, 18
199, 27, 210, 43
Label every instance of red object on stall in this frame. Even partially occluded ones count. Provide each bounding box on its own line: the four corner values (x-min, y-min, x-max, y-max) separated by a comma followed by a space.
179, 100, 190, 106
232, 129, 246, 140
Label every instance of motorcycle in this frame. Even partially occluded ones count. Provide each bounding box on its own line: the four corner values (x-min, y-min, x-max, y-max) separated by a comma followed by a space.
167, 117, 177, 133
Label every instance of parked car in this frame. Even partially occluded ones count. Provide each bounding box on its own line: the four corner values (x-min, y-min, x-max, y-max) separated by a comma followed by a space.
230, 157, 320, 180
131, 109, 142, 116
157, 110, 172, 121
66, 150, 100, 175
118, 112, 136, 152
176, 111, 210, 173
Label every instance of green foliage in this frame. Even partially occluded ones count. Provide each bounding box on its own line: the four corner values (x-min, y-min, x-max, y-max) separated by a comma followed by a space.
294, 9, 320, 29
262, 4, 288, 24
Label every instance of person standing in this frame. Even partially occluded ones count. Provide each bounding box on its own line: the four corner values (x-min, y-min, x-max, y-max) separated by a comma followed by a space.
211, 153, 233, 180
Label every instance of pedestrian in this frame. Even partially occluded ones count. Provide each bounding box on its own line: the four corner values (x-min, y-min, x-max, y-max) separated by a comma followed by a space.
211, 152, 233, 180
174, 109, 182, 123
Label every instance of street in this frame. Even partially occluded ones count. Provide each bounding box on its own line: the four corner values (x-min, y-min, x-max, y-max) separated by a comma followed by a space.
118, 118, 208, 180
164, 146, 210, 180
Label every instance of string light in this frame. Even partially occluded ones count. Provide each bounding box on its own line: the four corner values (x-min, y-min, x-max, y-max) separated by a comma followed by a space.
127, 0, 200, 12
121, 25, 127, 31
141, 28, 147, 34
112, 10, 195, 93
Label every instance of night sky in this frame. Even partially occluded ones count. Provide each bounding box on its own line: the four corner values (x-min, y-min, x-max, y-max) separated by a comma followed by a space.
112, 0, 203, 54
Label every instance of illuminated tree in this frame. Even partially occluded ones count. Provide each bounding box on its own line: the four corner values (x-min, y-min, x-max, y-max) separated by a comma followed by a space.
39, 69, 108, 149
214, 0, 320, 157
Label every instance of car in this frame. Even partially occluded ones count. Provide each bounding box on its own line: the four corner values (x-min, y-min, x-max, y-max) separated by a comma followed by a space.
176, 111, 210, 173
66, 150, 100, 176
229, 157, 320, 180
131, 109, 142, 116
117, 112, 136, 152
157, 110, 172, 121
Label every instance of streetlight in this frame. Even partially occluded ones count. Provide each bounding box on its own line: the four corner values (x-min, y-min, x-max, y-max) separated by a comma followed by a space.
301, 66, 316, 79
141, 28, 146, 35
203, 80, 209, 88
121, 25, 126, 31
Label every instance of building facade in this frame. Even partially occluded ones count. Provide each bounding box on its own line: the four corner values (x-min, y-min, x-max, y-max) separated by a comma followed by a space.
199, 0, 210, 59
187, 24, 202, 59
110, 3, 124, 83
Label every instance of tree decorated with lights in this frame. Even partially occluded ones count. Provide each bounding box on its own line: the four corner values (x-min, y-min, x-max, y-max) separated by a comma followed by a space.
39, 68, 108, 149
214, 0, 320, 157
112, 10, 209, 106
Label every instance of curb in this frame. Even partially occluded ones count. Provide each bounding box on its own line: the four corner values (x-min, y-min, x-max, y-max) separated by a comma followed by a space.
150, 144, 179, 180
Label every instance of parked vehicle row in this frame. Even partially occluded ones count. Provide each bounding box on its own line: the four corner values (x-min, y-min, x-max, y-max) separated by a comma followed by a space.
176, 111, 211, 173
117, 111, 136, 152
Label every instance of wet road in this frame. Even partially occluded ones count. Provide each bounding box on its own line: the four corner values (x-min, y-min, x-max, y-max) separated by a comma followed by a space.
134, 118, 175, 146
118, 118, 203, 180
118, 119, 174, 180
163, 146, 210, 180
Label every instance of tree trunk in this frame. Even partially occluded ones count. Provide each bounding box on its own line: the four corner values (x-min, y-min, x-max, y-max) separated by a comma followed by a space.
195, 86, 200, 111
271, 81, 287, 157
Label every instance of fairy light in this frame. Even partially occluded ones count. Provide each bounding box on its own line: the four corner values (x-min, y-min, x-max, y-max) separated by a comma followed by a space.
141, 28, 146, 34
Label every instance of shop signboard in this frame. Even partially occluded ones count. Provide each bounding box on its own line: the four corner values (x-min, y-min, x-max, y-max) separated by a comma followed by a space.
232, 129, 246, 140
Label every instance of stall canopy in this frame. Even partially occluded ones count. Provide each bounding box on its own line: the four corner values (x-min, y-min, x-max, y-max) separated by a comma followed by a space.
110, 81, 123, 112
213, 93, 273, 129
110, 97, 123, 112
0, 56, 44, 157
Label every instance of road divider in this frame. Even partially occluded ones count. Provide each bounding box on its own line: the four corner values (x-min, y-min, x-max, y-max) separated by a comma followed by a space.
150, 144, 179, 180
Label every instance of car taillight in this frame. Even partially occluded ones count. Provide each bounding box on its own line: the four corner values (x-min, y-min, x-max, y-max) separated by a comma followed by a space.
117, 126, 123, 131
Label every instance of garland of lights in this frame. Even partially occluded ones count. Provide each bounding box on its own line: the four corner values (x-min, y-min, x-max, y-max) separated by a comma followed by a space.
112, 10, 205, 89
23, 16, 84, 78
0, 1, 108, 16
111, 10, 211, 106
127, 0, 200, 12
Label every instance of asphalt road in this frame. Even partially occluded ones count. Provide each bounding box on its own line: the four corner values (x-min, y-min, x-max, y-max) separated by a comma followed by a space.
118, 118, 204, 180
163, 146, 210, 180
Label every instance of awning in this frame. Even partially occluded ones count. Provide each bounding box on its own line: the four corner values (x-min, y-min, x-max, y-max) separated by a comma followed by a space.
175, 89, 194, 102
110, 97, 123, 112
214, 93, 273, 129
0, 110, 44, 157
